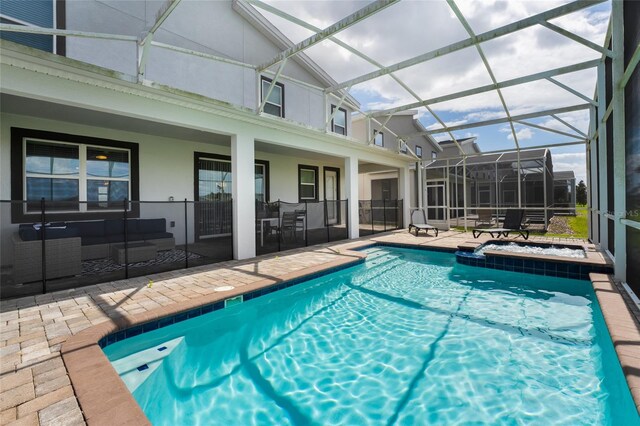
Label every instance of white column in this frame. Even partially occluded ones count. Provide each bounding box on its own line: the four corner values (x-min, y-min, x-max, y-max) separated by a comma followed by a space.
417, 162, 424, 209
398, 164, 411, 228
345, 156, 359, 239
232, 133, 256, 260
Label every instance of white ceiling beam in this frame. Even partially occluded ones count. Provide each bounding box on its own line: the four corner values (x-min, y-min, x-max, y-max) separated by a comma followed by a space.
540, 21, 613, 57
369, 59, 598, 118
0, 23, 137, 41
545, 76, 597, 105
410, 104, 590, 136
256, 0, 398, 72
326, 0, 605, 93
147, 0, 182, 35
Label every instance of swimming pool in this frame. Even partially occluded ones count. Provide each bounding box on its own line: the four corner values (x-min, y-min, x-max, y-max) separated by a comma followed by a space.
104, 246, 639, 425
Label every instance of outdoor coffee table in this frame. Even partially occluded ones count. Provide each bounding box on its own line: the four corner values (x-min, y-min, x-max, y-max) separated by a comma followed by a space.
110, 241, 157, 264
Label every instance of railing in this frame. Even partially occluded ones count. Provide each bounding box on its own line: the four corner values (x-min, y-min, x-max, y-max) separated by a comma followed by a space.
358, 199, 404, 236
255, 200, 349, 255
0, 199, 234, 300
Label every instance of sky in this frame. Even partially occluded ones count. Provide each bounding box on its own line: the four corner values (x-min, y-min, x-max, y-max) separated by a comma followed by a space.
258, 0, 612, 184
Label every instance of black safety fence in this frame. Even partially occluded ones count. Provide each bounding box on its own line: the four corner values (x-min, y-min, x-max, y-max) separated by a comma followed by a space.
358, 199, 404, 236
0, 199, 233, 300
256, 200, 349, 256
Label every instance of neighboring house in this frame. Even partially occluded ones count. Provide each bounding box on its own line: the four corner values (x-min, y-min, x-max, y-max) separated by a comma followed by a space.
425, 143, 576, 228
0, 0, 413, 297
352, 110, 441, 210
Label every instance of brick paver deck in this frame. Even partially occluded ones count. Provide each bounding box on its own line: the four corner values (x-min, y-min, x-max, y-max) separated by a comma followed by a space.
0, 230, 635, 424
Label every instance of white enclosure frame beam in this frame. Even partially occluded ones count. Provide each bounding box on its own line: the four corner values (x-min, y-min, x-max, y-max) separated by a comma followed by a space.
540, 20, 613, 57
596, 62, 609, 252
248, 0, 464, 154
620, 41, 640, 89
611, 0, 626, 281
258, 58, 288, 113
514, 120, 585, 139
138, 0, 183, 79
256, 0, 398, 72
0, 23, 137, 41
409, 104, 590, 137
550, 113, 588, 138
447, 0, 520, 150
546, 76, 598, 106
326, 0, 606, 93
370, 60, 599, 118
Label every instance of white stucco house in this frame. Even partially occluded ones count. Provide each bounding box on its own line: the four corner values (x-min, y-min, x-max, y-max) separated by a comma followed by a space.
0, 0, 419, 296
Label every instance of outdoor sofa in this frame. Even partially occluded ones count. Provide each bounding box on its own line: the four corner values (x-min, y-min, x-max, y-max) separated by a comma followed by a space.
13, 219, 175, 283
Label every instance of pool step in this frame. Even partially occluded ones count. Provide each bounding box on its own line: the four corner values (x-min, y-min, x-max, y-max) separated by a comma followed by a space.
110, 337, 184, 393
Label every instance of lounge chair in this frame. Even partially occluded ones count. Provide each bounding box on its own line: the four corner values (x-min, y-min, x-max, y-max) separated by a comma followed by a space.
408, 209, 439, 237
472, 209, 529, 240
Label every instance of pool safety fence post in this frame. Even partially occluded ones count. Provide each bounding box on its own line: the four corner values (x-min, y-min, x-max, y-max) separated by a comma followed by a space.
230, 199, 234, 261
185, 199, 189, 269
305, 200, 309, 247
383, 199, 387, 232
371, 199, 375, 235
345, 198, 349, 239
277, 200, 281, 252
324, 199, 330, 242
124, 198, 129, 279
40, 197, 47, 294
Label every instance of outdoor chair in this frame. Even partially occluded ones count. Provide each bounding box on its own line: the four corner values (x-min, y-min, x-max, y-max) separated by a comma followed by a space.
472, 209, 529, 239
474, 210, 495, 227
281, 211, 305, 242
408, 209, 439, 237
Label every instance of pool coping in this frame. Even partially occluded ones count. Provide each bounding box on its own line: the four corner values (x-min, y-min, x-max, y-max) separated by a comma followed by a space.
591, 273, 640, 412
61, 249, 367, 425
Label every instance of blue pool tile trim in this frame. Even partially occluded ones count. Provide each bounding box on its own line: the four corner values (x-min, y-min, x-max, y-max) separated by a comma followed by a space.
98, 258, 364, 349
455, 250, 612, 280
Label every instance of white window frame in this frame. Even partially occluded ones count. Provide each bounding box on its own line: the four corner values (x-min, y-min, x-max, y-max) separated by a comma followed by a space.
261, 76, 284, 118
299, 167, 317, 201
415, 145, 423, 158
373, 130, 384, 147
23, 138, 131, 213
331, 105, 347, 135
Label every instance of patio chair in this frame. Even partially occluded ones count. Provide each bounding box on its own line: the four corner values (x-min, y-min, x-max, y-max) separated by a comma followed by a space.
474, 210, 495, 227
281, 211, 304, 242
472, 209, 529, 239
408, 209, 439, 237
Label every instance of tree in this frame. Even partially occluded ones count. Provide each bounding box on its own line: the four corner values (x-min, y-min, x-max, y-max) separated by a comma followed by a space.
576, 180, 587, 205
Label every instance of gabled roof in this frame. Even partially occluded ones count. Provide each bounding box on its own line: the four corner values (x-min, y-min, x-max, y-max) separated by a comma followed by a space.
233, 0, 360, 109
438, 137, 480, 153
554, 171, 576, 180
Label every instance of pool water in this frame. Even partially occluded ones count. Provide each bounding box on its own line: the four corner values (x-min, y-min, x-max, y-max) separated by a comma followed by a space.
476, 241, 586, 258
105, 246, 639, 425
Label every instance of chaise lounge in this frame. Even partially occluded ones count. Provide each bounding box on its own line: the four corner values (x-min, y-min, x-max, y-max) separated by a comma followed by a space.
472, 209, 529, 240
408, 209, 439, 237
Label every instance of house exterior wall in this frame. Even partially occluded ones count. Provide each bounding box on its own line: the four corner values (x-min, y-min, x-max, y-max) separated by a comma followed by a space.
352, 115, 437, 155
62, 0, 352, 133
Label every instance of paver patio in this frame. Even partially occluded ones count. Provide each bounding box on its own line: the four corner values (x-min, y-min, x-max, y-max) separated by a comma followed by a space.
0, 230, 634, 425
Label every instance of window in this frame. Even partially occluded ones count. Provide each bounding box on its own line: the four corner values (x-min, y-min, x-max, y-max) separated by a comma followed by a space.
373, 130, 384, 147
431, 151, 437, 160
25, 139, 130, 211
415, 145, 423, 158
298, 165, 319, 202
0, 0, 62, 54
261, 76, 284, 118
331, 105, 347, 135
400, 140, 407, 153
255, 160, 270, 203
11, 128, 139, 222
196, 153, 269, 203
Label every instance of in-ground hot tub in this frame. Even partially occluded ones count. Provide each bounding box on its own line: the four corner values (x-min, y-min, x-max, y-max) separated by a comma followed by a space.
475, 240, 586, 259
